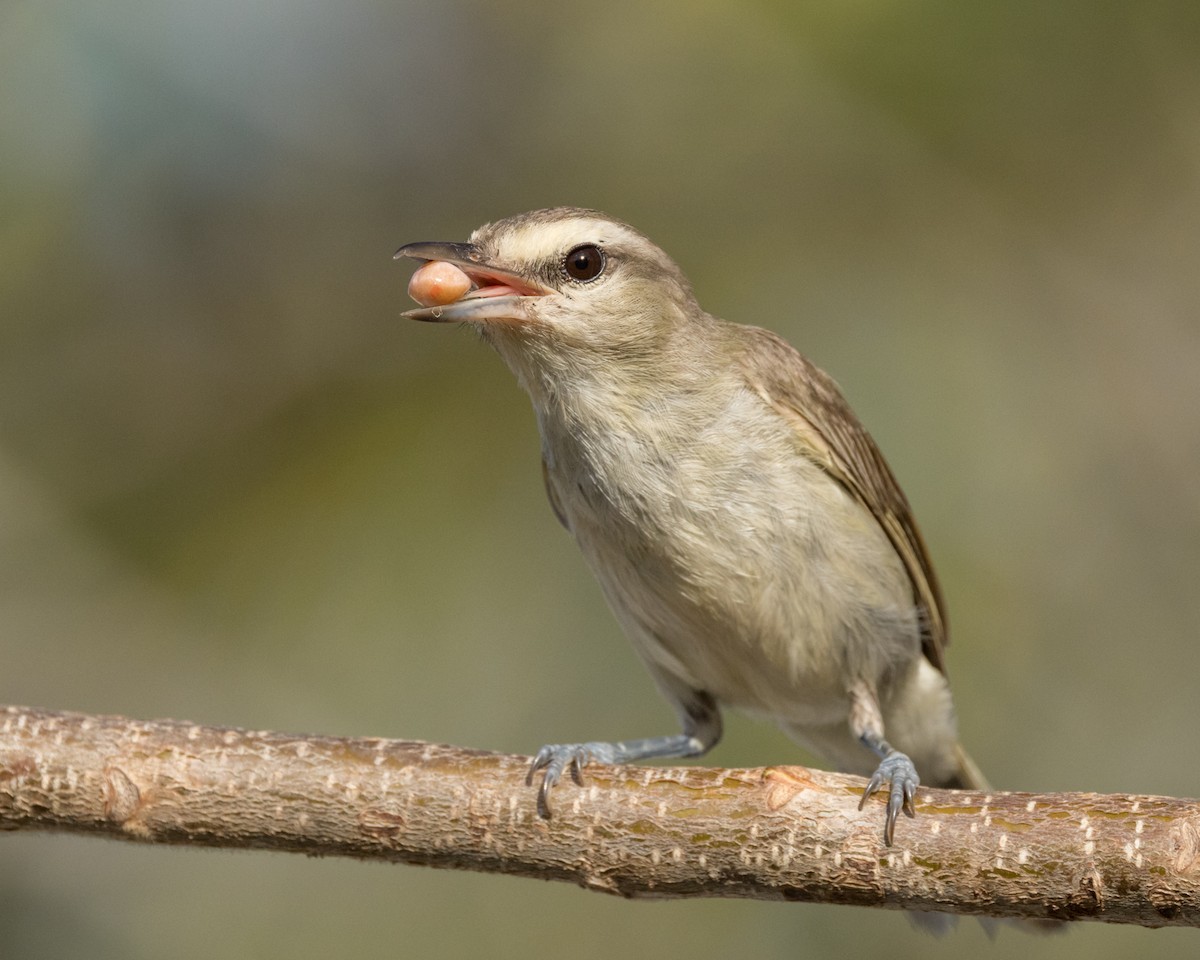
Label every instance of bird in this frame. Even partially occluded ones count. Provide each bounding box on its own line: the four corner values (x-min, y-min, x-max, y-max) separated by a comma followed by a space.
394, 207, 988, 846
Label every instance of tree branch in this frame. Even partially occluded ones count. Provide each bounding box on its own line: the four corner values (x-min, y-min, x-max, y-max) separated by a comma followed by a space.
2, 704, 1197, 927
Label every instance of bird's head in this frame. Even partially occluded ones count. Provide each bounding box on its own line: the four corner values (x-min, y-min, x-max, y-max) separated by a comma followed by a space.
395, 208, 708, 388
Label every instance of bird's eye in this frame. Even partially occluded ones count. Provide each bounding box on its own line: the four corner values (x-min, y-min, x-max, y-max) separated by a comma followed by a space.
563, 244, 605, 282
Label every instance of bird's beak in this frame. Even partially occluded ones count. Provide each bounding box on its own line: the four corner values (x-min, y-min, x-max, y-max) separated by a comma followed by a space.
393, 241, 551, 323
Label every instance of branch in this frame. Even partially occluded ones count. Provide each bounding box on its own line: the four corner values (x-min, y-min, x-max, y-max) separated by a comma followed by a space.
2, 705, 1197, 927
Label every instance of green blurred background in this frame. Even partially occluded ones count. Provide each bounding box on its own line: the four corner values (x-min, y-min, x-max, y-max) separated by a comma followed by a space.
3, 0, 1200, 956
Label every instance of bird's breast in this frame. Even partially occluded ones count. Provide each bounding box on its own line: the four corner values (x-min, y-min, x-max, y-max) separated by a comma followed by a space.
538, 383, 919, 722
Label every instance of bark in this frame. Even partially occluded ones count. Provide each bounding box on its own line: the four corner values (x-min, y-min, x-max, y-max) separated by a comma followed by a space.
2, 704, 1197, 927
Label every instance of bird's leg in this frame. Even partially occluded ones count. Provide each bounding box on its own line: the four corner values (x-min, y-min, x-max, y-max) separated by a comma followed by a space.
526, 690, 721, 818
850, 679, 919, 845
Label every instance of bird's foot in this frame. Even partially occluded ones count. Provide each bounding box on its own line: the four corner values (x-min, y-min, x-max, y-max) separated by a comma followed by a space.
859, 750, 920, 845
526, 741, 620, 818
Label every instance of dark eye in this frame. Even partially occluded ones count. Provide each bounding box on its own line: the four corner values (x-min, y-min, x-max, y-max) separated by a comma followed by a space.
563, 244, 605, 282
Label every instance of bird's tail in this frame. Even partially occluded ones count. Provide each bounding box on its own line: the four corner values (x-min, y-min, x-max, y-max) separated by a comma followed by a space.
942, 742, 991, 792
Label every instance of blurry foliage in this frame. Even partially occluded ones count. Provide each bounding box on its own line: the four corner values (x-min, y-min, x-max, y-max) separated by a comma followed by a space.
2, 0, 1200, 957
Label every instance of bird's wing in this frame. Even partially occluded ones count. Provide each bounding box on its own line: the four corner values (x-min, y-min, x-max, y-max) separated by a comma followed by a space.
738, 326, 948, 674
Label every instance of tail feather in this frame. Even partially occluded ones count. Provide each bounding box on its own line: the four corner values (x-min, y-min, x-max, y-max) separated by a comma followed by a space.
943, 742, 991, 792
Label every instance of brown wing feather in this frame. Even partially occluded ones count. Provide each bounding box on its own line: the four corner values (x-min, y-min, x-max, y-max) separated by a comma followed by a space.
737, 326, 948, 674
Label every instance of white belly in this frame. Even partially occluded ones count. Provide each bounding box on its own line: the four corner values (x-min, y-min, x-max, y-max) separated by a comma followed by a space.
542, 383, 921, 730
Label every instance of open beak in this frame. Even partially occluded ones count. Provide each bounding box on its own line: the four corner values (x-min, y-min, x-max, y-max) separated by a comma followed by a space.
393, 241, 551, 323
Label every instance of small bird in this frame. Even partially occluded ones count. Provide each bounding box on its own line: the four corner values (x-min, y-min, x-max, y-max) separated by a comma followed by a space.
395, 207, 987, 845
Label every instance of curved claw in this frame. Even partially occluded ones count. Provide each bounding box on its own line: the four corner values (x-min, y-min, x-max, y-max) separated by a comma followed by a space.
858, 751, 920, 845
525, 742, 618, 818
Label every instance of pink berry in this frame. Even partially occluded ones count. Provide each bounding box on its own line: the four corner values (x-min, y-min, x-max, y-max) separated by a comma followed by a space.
408, 260, 473, 307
